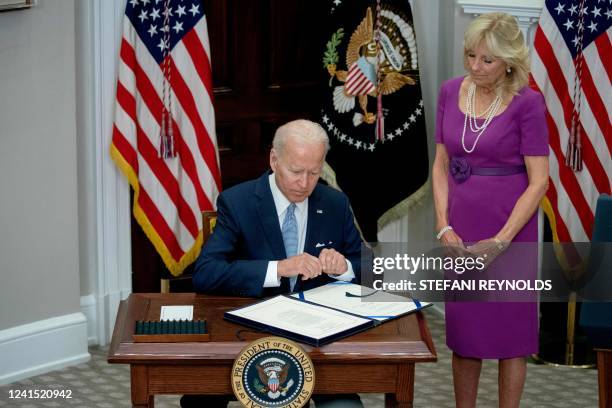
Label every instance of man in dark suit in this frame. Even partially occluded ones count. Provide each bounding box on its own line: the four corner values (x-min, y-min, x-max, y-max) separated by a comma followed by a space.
183, 119, 364, 408
193, 119, 363, 297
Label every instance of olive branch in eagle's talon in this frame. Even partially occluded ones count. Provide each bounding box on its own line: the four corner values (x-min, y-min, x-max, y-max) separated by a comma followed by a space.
323, 28, 345, 86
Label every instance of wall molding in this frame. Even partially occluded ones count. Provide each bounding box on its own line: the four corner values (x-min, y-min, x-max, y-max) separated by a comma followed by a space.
0, 313, 90, 385
457, 0, 544, 46
76, 0, 132, 346
80, 294, 97, 346
92, 0, 133, 346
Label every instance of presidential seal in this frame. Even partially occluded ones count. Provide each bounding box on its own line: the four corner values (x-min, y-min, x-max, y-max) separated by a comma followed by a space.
231, 337, 315, 408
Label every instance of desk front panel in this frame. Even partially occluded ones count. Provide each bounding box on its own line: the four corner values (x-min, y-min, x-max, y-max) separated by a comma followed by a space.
142, 362, 402, 395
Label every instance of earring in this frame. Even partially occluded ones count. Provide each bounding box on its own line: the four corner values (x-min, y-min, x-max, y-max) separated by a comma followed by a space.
506, 67, 512, 74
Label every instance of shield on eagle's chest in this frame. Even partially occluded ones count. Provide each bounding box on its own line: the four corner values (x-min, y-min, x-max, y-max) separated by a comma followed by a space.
269, 376, 279, 392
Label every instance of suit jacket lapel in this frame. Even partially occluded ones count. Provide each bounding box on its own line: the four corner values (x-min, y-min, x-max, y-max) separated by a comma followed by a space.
254, 172, 286, 259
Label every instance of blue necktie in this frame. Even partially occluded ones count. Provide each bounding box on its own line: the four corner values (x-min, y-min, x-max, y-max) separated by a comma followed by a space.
281, 203, 298, 291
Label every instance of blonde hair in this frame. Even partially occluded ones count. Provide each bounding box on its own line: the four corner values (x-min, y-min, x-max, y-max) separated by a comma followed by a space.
463, 12, 530, 97
273, 119, 330, 157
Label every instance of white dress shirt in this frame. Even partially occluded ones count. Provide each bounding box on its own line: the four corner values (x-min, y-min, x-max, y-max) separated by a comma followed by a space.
263, 174, 355, 287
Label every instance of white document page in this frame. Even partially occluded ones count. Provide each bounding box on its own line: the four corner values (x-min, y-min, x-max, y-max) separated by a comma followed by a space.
292, 283, 429, 321
160, 305, 193, 321
226, 295, 371, 340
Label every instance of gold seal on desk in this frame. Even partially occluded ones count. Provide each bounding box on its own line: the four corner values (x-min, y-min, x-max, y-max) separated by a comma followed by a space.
231, 337, 315, 408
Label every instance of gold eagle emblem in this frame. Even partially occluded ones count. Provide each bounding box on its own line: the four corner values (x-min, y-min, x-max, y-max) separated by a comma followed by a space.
325, 7, 418, 126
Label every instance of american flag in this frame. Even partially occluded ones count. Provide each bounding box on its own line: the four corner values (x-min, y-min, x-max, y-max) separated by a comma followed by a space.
110, 0, 221, 276
530, 0, 611, 242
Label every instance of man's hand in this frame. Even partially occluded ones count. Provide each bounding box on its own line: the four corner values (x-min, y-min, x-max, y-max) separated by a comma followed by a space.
318, 248, 348, 276
277, 253, 322, 281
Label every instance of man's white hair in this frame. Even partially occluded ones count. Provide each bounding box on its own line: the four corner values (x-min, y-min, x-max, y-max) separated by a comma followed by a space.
272, 119, 330, 157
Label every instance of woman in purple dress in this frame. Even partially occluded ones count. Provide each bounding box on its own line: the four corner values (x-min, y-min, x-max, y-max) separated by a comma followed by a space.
432, 13, 549, 408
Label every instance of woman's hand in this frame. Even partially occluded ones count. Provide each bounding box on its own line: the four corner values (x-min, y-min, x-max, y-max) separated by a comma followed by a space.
438, 229, 467, 258
439, 229, 463, 246
466, 237, 508, 268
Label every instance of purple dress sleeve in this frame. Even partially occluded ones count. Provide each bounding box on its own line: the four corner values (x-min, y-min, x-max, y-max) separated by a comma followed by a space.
435, 81, 448, 144
519, 89, 550, 156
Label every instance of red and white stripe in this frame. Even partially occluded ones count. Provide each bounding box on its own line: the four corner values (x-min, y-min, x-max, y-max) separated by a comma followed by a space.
345, 62, 376, 96
531, 5, 611, 243
111, 15, 221, 275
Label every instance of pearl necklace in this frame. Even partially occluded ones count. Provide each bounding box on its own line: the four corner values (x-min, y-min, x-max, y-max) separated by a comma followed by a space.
462, 82, 502, 154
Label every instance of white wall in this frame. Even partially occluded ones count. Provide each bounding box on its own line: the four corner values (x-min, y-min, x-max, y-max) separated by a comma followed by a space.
76, 0, 97, 298
0, 0, 89, 384
0, 0, 80, 330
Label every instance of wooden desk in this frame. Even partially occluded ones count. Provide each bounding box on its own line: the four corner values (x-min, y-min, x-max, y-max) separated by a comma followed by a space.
597, 349, 612, 408
108, 293, 437, 407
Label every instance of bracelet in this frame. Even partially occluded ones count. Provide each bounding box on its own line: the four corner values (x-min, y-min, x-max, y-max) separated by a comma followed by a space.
436, 225, 453, 240
493, 237, 505, 250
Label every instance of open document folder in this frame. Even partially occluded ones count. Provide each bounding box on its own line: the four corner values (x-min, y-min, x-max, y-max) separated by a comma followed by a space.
224, 282, 431, 347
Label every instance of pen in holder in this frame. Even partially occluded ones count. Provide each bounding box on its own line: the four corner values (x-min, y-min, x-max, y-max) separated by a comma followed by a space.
133, 319, 210, 342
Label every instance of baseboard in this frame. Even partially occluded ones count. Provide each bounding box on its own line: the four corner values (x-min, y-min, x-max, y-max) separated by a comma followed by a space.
80, 294, 97, 346
0, 313, 90, 385
79, 289, 132, 347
